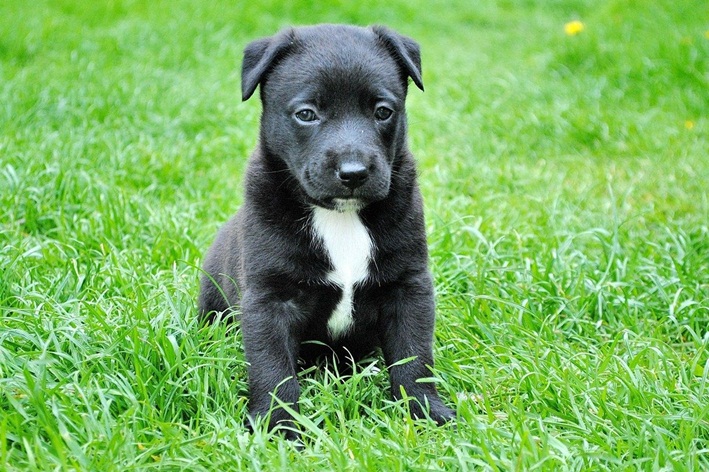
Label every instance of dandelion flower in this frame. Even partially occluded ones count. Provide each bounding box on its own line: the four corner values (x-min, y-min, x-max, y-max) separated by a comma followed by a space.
565, 20, 585, 36
685, 121, 695, 130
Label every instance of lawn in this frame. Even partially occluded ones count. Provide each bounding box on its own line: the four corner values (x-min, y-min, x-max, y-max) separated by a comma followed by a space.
1, 0, 708, 470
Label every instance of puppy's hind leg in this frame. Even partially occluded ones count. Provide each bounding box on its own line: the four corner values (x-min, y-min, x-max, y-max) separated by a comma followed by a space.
198, 273, 227, 320
198, 216, 243, 323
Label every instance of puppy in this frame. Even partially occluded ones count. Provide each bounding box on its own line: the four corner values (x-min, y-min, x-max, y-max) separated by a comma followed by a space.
199, 24, 455, 438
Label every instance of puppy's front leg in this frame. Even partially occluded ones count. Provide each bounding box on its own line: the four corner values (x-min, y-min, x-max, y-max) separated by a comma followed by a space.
379, 273, 456, 424
240, 291, 302, 439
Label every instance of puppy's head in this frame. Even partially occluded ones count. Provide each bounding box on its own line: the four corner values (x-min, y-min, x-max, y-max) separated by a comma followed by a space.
241, 24, 423, 211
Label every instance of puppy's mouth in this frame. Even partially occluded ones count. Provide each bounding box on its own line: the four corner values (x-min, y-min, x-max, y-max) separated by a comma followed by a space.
310, 196, 366, 213
300, 165, 390, 212
331, 198, 366, 212
301, 169, 371, 212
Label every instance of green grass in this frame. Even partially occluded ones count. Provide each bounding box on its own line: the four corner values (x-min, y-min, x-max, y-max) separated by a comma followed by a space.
1, 0, 708, 470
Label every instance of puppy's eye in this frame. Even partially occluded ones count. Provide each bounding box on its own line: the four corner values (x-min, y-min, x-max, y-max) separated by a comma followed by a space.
374, 106, 393, 121
295, 109, 318, 122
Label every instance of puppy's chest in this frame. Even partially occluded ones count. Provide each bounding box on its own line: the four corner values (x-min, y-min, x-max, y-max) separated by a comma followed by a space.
310, 207, 373, 339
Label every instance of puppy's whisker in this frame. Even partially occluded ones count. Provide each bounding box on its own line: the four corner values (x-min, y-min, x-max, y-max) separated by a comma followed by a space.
263, 168, 293, 175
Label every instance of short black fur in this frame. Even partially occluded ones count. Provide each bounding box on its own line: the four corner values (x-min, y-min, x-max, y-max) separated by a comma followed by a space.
199, 24, 455, 439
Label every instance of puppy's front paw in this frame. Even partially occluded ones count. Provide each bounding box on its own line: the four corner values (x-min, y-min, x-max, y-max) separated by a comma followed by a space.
408, 395, 456, 425
247, 411, 302, 442
428, 403, 456, 425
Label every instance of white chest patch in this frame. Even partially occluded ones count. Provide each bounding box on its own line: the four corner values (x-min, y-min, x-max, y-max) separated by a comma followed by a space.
311, 206, 373, 339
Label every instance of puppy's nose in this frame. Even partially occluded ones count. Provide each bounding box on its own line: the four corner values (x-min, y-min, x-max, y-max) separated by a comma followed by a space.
337, 162, 369, 190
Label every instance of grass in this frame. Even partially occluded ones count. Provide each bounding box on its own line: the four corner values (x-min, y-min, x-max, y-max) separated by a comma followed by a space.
1, 0, 708, 470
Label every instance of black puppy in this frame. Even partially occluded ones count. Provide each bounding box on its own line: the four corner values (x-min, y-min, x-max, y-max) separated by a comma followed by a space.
199, 24, 455, 437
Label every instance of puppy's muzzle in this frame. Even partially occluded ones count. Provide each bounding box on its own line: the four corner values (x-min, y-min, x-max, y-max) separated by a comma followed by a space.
303, 145, 390, 209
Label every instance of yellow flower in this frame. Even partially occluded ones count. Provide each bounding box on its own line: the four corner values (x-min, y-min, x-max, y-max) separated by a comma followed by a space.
685, 121, 695, 130
705, 30, 709, 39
680, 36, 693, 46
564, 20, 585, 36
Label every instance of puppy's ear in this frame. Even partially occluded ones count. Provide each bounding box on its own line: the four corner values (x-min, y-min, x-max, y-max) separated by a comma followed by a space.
371, 26, 424, 91
241, 29, 295, 101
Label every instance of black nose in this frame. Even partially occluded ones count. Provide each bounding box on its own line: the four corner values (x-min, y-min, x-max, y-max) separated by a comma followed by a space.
337, 162, 369, 190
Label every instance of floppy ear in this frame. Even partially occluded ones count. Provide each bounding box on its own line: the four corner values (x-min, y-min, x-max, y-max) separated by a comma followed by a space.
241, 29, 295, 101
371, 25, 424, 91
